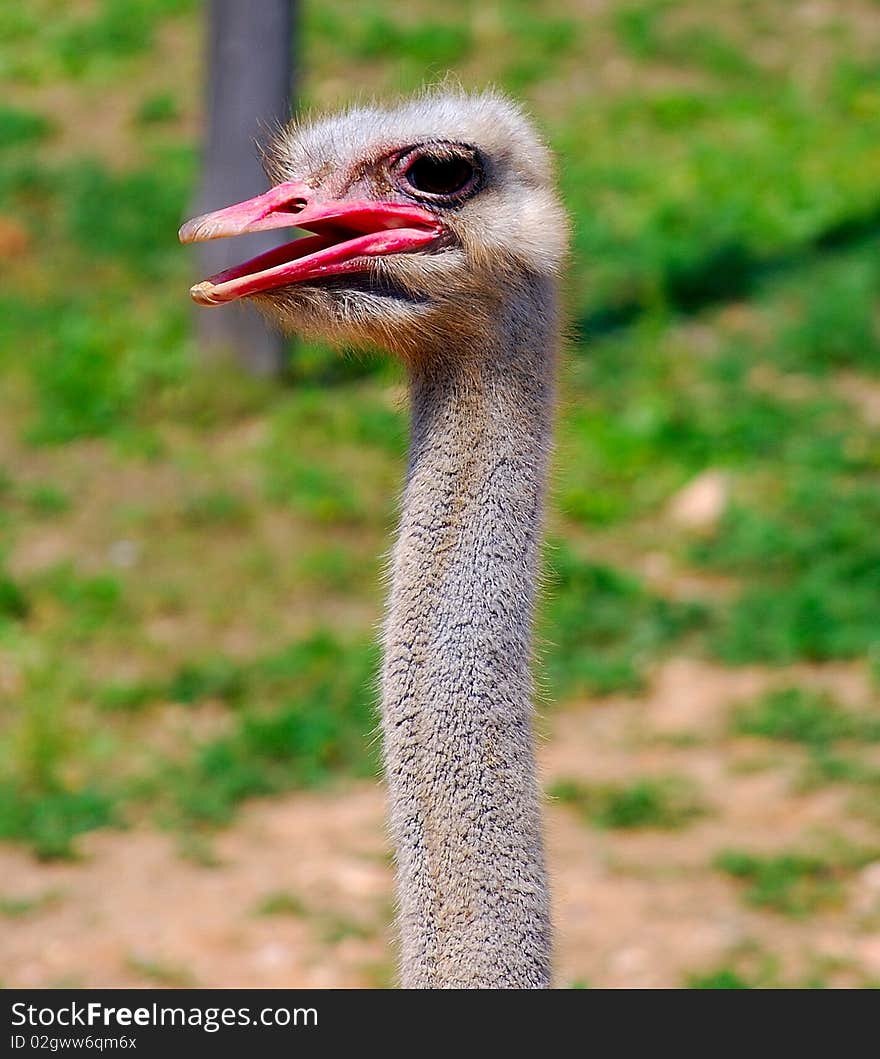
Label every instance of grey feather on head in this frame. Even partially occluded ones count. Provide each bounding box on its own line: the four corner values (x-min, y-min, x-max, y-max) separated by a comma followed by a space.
247, 87, 567, 359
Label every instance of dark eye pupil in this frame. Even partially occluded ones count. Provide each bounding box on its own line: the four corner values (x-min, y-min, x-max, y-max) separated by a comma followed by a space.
405, 155, 474, 196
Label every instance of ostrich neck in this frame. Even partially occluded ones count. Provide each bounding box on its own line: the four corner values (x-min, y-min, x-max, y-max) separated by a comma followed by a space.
381, 281, 556, 988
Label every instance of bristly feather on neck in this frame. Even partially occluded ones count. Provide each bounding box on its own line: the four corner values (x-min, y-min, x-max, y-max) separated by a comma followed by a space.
381, 274, 558, 988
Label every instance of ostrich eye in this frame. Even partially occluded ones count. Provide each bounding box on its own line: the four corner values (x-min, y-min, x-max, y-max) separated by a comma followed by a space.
402, 153, 478, 199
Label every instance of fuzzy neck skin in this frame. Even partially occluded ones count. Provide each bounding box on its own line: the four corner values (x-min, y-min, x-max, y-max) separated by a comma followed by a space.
380, 277, 557, 988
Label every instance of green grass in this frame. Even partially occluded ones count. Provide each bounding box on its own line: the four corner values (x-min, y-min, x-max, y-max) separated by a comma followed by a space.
0, 890, 62, 918
0, 104, 53, 150
0, 632, 378, 854
135, 92, 180, 126
714, 844, 878, 917
260, 389, 404, 524
542, 543, 708, 696
777, 255, 880, 375
687, 967, 753, 989
296, 546, 370, 593
0, 0, 878, 869
33, 565, 127, 641
0, 0, 196, 84
125, 952, 196, 988
732, 687, 880, 748
254, 891, 307, 917
179, 490, 251, 529
305, 3, 576, 92
695, 478, 880, 663
800, 751, 880, 791
24, 484, 71, 518
551, 775, 706, 830
264, 461, 366, 525
0, 783, 117, 860
683, 943, 848, 989
0, 569, 29, 622
150, 633, 379, 827
319, 912, 375, 946
613, 2, 754, 78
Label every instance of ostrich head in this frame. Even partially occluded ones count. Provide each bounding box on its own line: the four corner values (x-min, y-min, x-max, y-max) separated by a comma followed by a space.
180, 89, 566, 358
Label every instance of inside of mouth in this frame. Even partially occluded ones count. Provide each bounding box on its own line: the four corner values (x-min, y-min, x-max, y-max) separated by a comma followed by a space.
204, 227, 338, 285
190, 211, 443, 306
200, 207, 441, 290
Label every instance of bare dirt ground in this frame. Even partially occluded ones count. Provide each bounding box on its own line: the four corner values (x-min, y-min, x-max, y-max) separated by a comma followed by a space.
2, 657, 879, 989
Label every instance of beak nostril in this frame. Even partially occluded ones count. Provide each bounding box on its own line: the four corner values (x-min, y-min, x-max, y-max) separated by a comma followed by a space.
276, 198, 308, 214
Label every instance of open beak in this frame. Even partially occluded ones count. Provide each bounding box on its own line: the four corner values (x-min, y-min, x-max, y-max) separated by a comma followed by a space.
179, 181, 443, 305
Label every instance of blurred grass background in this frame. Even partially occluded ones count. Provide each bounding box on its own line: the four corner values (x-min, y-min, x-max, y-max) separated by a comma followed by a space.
0, 0, 879, 985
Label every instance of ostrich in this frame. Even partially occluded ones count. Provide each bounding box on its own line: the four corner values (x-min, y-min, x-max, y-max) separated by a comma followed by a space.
180, 90, 566, 989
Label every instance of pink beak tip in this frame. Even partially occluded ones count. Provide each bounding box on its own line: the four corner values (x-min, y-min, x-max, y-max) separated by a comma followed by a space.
178, 218, 200, 244
189, 281, 223, 305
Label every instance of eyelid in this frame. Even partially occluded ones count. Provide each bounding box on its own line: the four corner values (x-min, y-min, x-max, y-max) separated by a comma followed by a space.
391, 141, 479, 167
391, 142, 484, 201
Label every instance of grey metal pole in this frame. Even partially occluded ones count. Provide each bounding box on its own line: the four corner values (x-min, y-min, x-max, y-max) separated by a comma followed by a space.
195, 0, 297, 376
